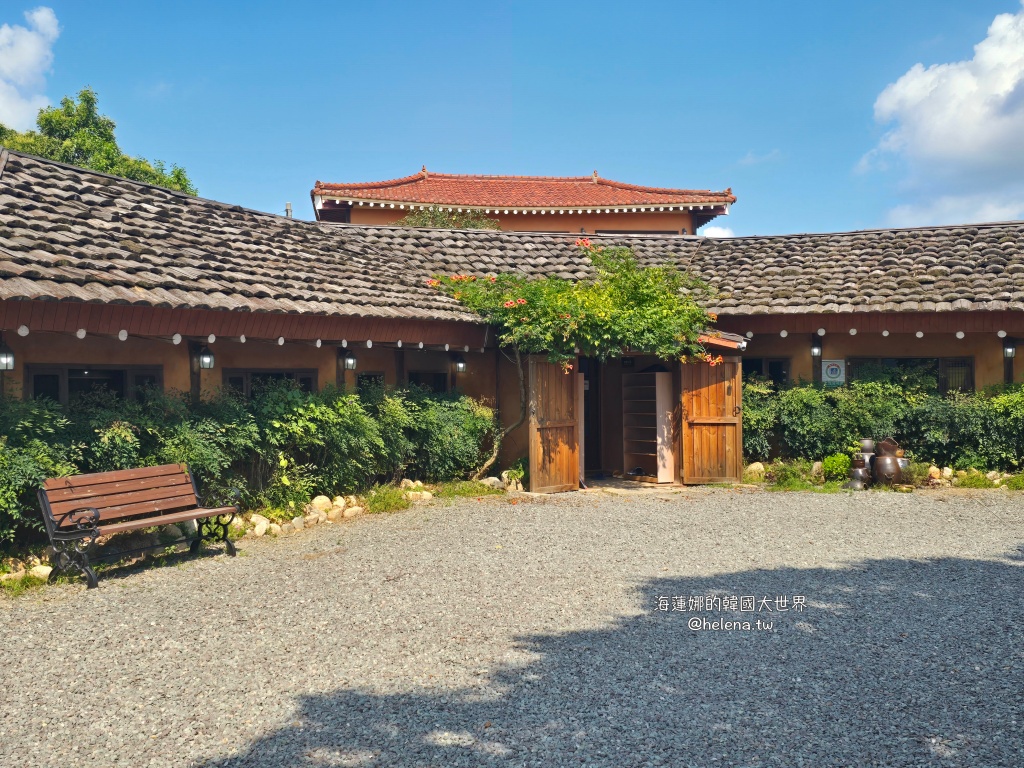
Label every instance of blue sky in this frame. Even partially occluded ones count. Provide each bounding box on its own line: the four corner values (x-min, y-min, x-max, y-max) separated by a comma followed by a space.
2, 1, 1023, 235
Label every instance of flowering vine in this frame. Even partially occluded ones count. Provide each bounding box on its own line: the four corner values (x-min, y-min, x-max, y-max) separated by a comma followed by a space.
428, 243, 719, 372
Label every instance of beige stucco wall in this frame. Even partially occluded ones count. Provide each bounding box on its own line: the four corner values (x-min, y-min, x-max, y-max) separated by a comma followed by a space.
3, 333, 191, 398
347, 206, 696, 235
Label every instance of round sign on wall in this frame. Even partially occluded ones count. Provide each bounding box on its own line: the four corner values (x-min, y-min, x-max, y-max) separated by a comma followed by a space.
822, 359, 845, 387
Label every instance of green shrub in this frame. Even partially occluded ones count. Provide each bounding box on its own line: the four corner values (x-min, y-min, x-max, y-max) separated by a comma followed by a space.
740, 377, 778, 460
90, 421, 142, 472
405, 389, 497, 482
0, 380, 499, 548
821, 453, 851, 481
743, 380, 1024, 472
902, 461, 933, 487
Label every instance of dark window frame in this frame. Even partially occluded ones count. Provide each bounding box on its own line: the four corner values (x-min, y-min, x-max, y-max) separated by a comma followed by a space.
223, 368, 318, 398
741, 357, 791, 386
407, 369, 450, 393
25, 364, 163, 405
356, 371, 385, 396
845, 356, 974, 393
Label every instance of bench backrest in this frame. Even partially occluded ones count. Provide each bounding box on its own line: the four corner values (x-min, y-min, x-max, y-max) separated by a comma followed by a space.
41, 464, 200, 528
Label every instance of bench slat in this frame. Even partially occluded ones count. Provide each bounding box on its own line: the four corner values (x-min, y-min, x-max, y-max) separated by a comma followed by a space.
58, 494, 201, 527
43, 464, 187, 491
49, 479, 196, 517
98, 506, 236, 536
45, 472, 193, 503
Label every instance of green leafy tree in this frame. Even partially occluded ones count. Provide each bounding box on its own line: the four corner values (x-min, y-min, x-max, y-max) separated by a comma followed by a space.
0, 88, 197, 195
430, 239, 720, 476
396, 205, 500, 230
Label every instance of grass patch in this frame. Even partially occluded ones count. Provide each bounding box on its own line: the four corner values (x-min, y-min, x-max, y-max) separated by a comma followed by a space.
1003, 474, 1024, 491
362, 484, 411, 514
767, 478, 845, 493
953, 473, 996, 489
0, 572, 47, 597
258, 506, 305, 524
433, 480, 504, 499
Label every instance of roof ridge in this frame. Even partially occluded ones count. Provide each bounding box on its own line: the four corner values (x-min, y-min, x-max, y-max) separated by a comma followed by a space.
316, 170, 732, 196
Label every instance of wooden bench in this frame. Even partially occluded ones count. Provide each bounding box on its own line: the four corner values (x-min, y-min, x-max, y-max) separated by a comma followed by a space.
38, 463, 238, 589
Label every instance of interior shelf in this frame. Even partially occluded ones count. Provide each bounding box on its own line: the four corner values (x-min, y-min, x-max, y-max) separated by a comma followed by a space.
622, 371, 674, 483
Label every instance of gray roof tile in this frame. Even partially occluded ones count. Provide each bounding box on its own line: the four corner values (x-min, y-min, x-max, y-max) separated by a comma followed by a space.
3, 150, 1024, 321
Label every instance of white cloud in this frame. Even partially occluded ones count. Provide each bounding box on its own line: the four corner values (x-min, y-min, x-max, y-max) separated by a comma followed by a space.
701, 226, 734, 238
866, 2, 1024, 225
887, 190, 1024, 228
0, 7, 59, 130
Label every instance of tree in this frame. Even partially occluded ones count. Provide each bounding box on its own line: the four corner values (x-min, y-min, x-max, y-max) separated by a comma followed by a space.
430, 239, 722, 476
396, 206, 500, 230
0, 88, 197, 195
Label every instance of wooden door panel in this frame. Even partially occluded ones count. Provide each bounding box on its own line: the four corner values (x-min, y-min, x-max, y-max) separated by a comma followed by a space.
528, 358, 580, 493
681, 358, 743, 484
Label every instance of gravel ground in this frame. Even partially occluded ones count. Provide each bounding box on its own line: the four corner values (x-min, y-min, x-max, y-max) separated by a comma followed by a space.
2, 486, 1023, 768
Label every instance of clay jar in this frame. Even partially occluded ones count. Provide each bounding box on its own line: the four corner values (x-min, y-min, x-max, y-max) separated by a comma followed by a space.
850, 466, 871, 481
873, 438, 903, 485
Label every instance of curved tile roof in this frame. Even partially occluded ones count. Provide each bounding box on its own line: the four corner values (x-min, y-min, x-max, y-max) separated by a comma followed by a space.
2, 149, 1024, 321
313, 169, 736, 208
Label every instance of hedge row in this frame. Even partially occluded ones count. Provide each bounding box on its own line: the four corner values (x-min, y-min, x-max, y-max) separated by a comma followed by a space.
0, 382, 497, 546
742, 377, 1024, 471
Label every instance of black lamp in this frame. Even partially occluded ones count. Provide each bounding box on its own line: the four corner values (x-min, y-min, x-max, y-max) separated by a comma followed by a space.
453, 355, 467, 373
0, 333, 13, 371
810, 335, 822, 358
198, 346, 215, 369
343, 351, 357, 370
1003, 338, 1016, 359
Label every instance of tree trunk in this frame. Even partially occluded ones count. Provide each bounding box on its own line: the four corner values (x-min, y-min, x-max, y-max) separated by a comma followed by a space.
473, 347, 527, 480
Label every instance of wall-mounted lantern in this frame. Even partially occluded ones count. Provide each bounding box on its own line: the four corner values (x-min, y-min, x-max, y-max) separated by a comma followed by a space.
453, 355, 467, 374
343, 351, 358, 370
810, 335, 823, 358
0, 333, 14, 371
198, 346, 215, 369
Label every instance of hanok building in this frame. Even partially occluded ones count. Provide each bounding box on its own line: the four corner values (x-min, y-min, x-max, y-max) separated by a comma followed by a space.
311, 169, 735, 236
3, 148, 1024, 491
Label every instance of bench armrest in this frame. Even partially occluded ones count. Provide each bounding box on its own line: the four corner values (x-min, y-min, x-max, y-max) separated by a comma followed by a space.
50, 507, 101, 542
198, 487, 242, 512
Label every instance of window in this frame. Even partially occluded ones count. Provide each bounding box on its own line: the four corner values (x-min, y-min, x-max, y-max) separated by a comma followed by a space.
408, 370, 449, 393
26, 365, 162, 405
742, 357, 790, 386
223, 369, 317, 397
356, 372, 384, 397
846, 357, 974, 394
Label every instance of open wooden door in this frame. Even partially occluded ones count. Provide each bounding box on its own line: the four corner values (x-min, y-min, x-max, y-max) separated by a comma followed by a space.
528, 357, 579, 493
681, 357, 743, 483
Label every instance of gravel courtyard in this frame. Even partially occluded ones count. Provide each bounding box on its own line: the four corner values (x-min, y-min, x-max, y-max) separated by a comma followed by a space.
3, 486, 1023, 768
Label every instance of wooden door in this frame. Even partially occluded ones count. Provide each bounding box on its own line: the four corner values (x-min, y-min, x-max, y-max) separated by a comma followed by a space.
528, 357, 580, 493
681, 357, 743, 483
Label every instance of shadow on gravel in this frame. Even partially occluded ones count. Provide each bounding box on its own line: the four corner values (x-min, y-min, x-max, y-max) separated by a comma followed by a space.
201, 546, 1024, 767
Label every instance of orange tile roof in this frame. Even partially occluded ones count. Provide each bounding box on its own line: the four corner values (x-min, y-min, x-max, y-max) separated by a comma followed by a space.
312, 168, 735, 209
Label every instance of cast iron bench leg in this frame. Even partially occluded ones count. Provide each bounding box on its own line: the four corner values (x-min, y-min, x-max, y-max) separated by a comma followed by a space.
51, 541, 99, 590
192, 514, 236, 556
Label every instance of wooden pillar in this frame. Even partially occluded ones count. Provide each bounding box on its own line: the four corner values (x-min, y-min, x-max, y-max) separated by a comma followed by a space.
188, 342, 201, 406
336, 347, 350, 392
395, 348, 406, 386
